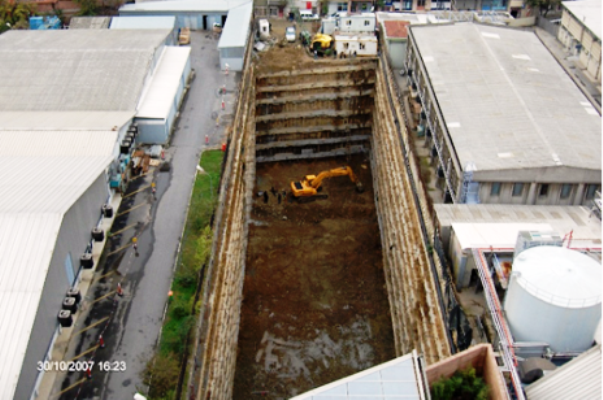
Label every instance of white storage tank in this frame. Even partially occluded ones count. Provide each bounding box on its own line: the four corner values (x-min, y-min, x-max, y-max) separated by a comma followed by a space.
504, 246, 601, 353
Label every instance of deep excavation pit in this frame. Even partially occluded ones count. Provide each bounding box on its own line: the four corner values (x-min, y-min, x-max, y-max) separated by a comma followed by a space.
191, 46, 450, 400
233, 155, 395, 399
230, 54, 396, 398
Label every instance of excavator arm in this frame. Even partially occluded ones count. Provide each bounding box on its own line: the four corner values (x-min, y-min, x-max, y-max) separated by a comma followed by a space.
290, 166, 364, 198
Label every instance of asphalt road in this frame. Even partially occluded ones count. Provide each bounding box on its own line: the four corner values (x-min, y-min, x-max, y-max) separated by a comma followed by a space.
56, 31, 239, 400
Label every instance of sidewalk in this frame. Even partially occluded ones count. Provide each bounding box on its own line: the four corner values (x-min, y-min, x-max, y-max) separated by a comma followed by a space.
535, 27, 601, 114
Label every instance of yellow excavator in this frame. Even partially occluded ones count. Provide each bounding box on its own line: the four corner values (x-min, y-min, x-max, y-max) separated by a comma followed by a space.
290, 166, 364, 199
311, 33, 334, 56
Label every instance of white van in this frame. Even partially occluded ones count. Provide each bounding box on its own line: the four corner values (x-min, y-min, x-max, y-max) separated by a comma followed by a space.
299, 10, 319, 20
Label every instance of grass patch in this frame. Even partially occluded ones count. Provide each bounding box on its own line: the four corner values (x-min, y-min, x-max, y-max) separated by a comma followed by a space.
146, 150, 224, 399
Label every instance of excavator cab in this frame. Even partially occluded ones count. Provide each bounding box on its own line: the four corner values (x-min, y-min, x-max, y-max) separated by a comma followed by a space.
290, 167, 364, 199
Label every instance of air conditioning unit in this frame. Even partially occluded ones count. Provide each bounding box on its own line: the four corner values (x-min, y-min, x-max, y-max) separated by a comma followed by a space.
514, 230, 563, 259
80, 253, 94, 269
92, 227, 105, 242
62, 296, 77, 314
66, 288, 81, 305
58, 310, 73, 328
102, 204, 113, 218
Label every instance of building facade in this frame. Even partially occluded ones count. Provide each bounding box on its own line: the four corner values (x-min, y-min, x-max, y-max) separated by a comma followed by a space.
557, 0, 601, 83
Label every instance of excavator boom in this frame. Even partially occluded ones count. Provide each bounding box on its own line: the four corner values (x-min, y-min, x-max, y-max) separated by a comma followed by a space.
290, 166, 364, 198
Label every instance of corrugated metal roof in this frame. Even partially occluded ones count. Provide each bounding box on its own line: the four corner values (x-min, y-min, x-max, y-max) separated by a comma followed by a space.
217, 1, 253, 49
0, 111, 133, 131
562, 0, 601, 40
290, 351, 426, 399
0, 130, 117, 399
411, 24, 601, 172
434, 204, 602, 250
526, 344, 601, 400
137, 47, 191, 119
69, 16, 112, 29
110, 16, 176, 30
120, 0, 249, 13
0, 30, 170, 111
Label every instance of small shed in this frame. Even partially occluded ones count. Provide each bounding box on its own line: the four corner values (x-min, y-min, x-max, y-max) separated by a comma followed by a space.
135, 47, 192, 143
110, 16, 178, 45
339, 13, 375, 33
218, 1, 253, 71
382, 20, 410, 69
334, 33, 378, 57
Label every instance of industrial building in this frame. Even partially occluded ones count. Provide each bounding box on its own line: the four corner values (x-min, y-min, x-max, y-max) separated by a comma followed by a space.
119, 0, 253, 71
406, 23, 601, 206
557, 0, 601, 83
432, 201, 601, 400
217, 1, 254, 71
118, 0, 248, 30
110, 16, 178, 45
0, 28, 191, 399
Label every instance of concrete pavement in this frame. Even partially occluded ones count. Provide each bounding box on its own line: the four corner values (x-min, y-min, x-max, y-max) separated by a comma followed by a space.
53, 31, 240, 400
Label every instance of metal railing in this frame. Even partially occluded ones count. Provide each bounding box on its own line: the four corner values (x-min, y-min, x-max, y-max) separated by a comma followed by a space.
472, 248, 523, 400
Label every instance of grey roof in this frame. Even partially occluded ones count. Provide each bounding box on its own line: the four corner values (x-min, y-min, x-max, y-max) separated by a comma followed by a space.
0, 130, 118, 400
69, 16, 112, 29
217, 1, 253, 49
0, 29, 170, 112
0, 111, 133, 130
110, 16, 176, 30
290, 351, 426, 400
120, 0, 249, 13
526, 344, 601, 400
411, 24, 601, 173
562, 0, 601, 40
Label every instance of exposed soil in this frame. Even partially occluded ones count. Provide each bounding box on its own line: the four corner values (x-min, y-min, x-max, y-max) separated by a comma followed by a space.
233, 155, 395, 399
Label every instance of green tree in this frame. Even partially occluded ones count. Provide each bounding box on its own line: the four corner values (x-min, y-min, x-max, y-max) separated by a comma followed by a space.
74, 0, 99, 16
0, 0, 36, 31
525, 0, 561, 17
431, 366, 489, 400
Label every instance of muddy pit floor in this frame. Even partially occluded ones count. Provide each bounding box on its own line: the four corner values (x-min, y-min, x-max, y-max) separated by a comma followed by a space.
233, 155, 395, 399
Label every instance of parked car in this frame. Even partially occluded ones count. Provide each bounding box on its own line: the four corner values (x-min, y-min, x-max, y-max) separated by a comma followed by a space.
285, 26, 296, 42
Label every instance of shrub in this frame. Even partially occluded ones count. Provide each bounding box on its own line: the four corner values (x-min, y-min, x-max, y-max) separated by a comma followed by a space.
431, 366, 489, 400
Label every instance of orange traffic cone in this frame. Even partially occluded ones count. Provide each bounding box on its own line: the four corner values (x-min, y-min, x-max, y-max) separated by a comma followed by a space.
116, 283, 124, 297
85, 366, 92, 379
99, 335, 105, 348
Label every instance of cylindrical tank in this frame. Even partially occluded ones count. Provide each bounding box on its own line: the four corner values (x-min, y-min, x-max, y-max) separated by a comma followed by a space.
504, 246, 601, 353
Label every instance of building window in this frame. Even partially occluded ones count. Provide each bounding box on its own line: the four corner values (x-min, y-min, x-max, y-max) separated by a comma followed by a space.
560, 184, 572, 199
359, 43, 365, 50
585, 184, 600, 200
417, 0, 426, 6
337, 2, 347, 11
364, 20, 370, 26
361, 3, 367, 10
491, 182, 501, 196
344, 43, 349, 49
539, 184, 549, 197
346, 20, 352, 26
512, 183, 524, 197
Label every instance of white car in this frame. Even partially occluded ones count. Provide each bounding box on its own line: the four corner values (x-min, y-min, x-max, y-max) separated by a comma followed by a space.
285, 26, 296, 42
300, 13, 319, 21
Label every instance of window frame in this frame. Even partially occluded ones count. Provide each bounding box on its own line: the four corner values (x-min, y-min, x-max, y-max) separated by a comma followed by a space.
560, 184, 572, 199
539, 184, 549, 197
512, 183, 524, 197
490, 182, 501, 197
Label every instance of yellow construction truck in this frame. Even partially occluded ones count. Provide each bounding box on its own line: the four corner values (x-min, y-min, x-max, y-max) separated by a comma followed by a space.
310, 33, 334, 56
290, 166, 364, 199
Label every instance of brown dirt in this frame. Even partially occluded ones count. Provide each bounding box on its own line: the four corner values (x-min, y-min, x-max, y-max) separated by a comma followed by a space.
255, 19, 369, 74
233, 155, 395, 400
